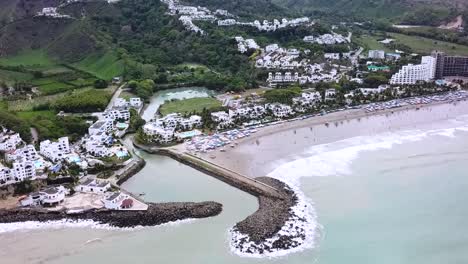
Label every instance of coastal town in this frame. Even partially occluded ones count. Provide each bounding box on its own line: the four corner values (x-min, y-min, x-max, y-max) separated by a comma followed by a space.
2, 0, 468, 261
0, 93, 146, 212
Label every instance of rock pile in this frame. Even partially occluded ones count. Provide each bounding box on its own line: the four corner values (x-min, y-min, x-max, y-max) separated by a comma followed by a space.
230, 177, 310, 255
0, 202, 222, 228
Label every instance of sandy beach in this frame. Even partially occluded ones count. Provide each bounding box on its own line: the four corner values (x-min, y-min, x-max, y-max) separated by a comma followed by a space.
190, 99, 468, 177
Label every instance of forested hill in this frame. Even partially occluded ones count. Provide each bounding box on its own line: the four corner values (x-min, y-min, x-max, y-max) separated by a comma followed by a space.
271, 0, 468, 23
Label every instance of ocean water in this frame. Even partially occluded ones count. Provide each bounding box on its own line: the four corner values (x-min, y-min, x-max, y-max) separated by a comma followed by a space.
268, 115, 468, 264
2, 113, 468, 263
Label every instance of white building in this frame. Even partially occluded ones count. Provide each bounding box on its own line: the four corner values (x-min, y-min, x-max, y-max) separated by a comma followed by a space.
89, 120, 114, 135
6, 144, 38, 163
20, 186, 67, 207
12, 158, 36, 182
266, 44, 280, 53
324, 53, 340, 60
325, 89, 337, 100
368, 50, 385, 60
104, 109, 130, 121
390, 56, 436, 85
129, 98, 143, 108
113, 98, 128, 108
103, 192, 132, 210
75, 178, 111, 194
267, 104, 294, 118
218, 19, 236, 26
82, 132, 113, 157
0, 129, 22, 151
143, 123, 175, 144
40, 137, 71, 162
293, 91, 322, 111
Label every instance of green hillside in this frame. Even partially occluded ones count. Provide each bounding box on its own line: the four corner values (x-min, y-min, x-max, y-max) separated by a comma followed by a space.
72, 52, 124, 80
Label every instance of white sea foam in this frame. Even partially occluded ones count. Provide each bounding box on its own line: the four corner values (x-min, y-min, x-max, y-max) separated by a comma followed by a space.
0, 218, 196, 234
231, 115, 468, 258
229, 184, 319, 258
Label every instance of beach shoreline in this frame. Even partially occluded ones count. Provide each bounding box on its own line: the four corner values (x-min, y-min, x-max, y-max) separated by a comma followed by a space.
190, 98, 468, 177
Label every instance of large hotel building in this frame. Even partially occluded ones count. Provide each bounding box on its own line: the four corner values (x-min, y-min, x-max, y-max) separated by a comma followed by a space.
390, 51, 468, 85
433, 51, 468, 79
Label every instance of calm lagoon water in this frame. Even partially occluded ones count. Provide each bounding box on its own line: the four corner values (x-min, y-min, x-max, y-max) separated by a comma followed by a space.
141, 87, 216, 121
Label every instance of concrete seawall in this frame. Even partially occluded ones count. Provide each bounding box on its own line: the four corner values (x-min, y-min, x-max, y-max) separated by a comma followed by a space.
132, 141, 285, 200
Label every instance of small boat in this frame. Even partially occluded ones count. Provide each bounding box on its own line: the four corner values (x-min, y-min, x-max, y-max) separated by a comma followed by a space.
139, 192, 146, 196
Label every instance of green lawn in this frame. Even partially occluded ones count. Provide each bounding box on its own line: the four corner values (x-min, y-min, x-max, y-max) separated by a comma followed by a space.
119, 91, 136, 100
0, 50, 55, 67
38, 82, 75, 95
16, 110, 56, 121
389, 33, 468, 56
354, 35, 393, 53
72, 51, 124, 80
159, 97, 221, 116
67, 78, 97, 87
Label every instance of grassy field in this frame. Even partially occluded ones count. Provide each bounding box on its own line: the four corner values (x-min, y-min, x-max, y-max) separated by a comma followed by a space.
72, 51, 124, 80
37, 82, 75, 95
119, 91, 136, 100
7, 88, 92, 111
0, 50, 55, 67
388, 33, 468, 55
0, 69, 34, 85
159, 97, 221, 116
354, 35, 393, 52
16, 110, 56, 121
355, 32, 468, 56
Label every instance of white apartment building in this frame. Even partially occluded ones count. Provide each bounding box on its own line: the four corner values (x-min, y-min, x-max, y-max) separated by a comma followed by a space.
293, 91, 322, 111
12, 158, 36, 182
104, 109, 130, 121
0, 165, 13, 186
390, 56, 436, 85
143, 123, 175, 144
368, 50, 385, 60
6, 144, 38, 163
40, 137, 70, 162
267, 104, 294, 118
0, 129, 22, 151
89, 120, 114, 135
83, 133, 112, 157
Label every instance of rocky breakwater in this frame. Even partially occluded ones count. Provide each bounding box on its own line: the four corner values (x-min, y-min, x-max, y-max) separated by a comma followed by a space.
230, 177, 313, 257
0, 202, 222, 228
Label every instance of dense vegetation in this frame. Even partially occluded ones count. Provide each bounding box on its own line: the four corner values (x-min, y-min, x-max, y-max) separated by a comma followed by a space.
16, 111, 90, 142
0, 110, 32, 142
52, 90, 111, 113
